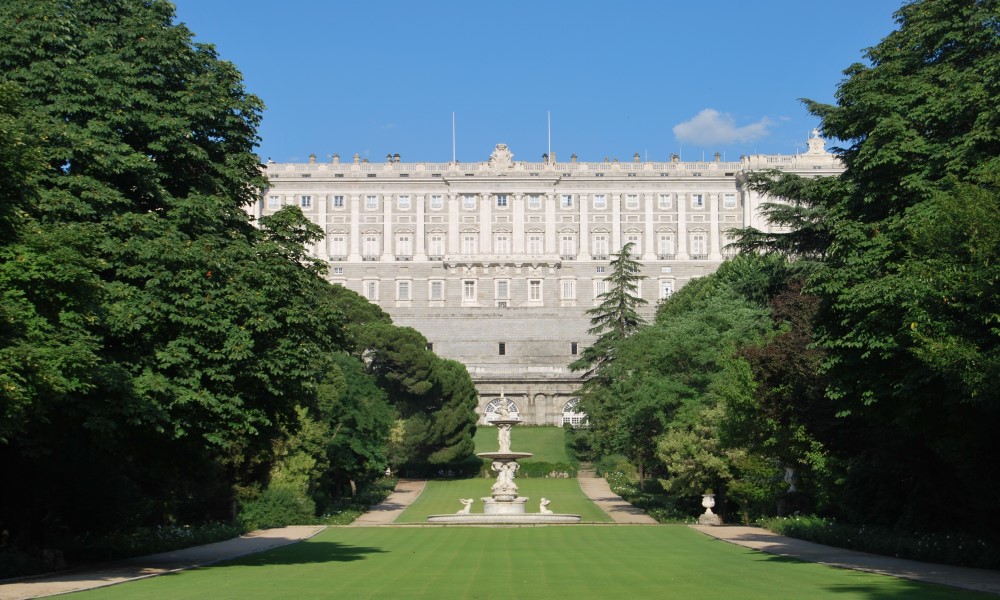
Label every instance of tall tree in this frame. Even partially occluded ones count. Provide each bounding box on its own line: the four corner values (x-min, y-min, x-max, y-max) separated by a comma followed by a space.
570, 242, 648, 381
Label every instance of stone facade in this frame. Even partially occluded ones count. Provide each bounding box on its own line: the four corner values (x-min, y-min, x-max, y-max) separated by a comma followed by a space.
251, 134, 842, 424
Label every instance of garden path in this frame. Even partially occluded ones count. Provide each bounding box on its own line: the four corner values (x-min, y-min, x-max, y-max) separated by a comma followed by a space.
348, 478, 426, 526
0, 526, 324, 600
576, 476, 658, 524
693, 524, 1000, 595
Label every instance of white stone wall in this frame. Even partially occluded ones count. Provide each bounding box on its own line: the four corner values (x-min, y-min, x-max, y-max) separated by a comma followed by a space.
256, 141, 842, 424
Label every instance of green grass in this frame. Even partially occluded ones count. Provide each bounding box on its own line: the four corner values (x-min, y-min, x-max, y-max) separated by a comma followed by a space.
474, 425, 572, 464
69, 526, 988, 599
394, 479, 612, 523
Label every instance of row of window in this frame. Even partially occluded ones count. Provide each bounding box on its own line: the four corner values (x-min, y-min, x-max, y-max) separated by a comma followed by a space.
482, 397, 587, 427
268, 192, 740, 212
357, 278, 675, 303
328, 232, 715, 259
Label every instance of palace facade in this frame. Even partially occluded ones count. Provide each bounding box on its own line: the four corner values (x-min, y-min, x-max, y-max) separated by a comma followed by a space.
250, 135, 841, 425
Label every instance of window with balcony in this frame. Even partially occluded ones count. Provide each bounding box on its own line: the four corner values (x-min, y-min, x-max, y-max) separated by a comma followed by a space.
330, 235, 347, 259
690, 233, 707, 259
428, 235, 444, 259
527, 234, 543, 255
462, 234, 477, 255
362, 235, 380, 259
625, 233, 642, 256
592, 234, 609, 260
657, 234, 675, 260
560, 234, 576, 259
395, 235, 412, 260
494, 234, 510, 255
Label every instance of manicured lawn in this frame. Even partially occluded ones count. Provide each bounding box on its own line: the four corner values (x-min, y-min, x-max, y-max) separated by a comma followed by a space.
394, 479, 612, 523
70, 526, 986, 599
474, 425, 572, 464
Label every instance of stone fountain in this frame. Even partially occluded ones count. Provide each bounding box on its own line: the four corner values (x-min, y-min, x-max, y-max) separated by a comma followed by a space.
428, 394, 581, 524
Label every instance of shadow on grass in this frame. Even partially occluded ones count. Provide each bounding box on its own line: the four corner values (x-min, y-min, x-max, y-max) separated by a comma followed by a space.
220, 541, 387, 567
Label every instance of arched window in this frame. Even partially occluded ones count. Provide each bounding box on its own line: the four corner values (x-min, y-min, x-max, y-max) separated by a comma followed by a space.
483, 397, 520, 424
562, 399, 587, 427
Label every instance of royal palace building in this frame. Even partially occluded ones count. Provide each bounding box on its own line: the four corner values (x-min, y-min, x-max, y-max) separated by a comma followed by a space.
250, 133, 842, 425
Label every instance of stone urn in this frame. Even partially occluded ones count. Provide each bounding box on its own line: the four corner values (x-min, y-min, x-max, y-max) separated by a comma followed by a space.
698, 493, 722, 526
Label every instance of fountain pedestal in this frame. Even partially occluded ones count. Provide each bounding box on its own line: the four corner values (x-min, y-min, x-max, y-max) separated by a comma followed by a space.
427, 406, 580, 524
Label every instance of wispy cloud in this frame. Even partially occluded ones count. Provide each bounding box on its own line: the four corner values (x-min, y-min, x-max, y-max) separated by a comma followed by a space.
673, 109, 773, 145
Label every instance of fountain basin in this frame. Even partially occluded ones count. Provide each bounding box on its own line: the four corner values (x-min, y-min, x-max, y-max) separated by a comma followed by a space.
478, 452, 533, 460
427, 513, 582, 524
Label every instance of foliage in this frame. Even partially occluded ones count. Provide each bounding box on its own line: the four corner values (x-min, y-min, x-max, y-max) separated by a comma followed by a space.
760, 515, 1000, 570
238, 488, 317, 531
603, 471, 695, 523
570, 241, 647, 381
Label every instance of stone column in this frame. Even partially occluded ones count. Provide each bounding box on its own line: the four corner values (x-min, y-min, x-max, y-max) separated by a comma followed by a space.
544, 193, 556, 255
643, 193, 655, 260
480, 192, 492, 254
612, 193, 622, 251
677, 193, 689, 260
578, 194, 591, 260
448, 193, 460, 255
382, 193, 393, 260
513, 193, 525, 254
709, 192, 722, 260
349, 194, 361, 260
415, 194, 426, 260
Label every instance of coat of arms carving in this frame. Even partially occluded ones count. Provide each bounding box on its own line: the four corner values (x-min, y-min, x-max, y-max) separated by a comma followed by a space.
488, 143, 513, 171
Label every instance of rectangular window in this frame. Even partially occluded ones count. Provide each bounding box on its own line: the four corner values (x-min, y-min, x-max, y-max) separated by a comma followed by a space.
363, 235, 380, 258
562, 280, 576, 300
300, 195, 312, 209
498, 342, 506, 356
593, 194, 607, 209
529, 280, 542, 301
691, 233, 707, 258
396, 235, 412, 258
430, 194, 443, 209
571, 341, 578, 355
268, 195, 281, 209
365, 195, 378, 209
364, 280, 378, 301
561, 194, 573, 208
496, 279, 509, 300
596, 266, 605, 273
429, 280, 444, 301
528, 194, 541, 209
658, 194, 672, 209
592, 234, 608, 259
330, 235, 347, 258
691, 193, 705, 209
397, 280, 410, 301
657, 234, 675, 259
463, 280, 477, 303
463, 194, 476, 209
625, 233, 641, 256
594, 279, 608, 298
527, 234, 543, 255
496, 194, 508, 208
625, 194, 639, 210
724, 193, 737, 209
660, 280, 674, 300
332, 267, 344, 275
426, 342, 433, 352
462, 234, 478, 255
428, 235, 445, 258
560, 234, 576, 258
333, 195, 345, 208
398, 195, 411, 210
494, 234, 510, 255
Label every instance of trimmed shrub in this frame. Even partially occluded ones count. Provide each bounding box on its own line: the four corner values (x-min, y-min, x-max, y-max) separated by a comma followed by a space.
239, 488, 316, 531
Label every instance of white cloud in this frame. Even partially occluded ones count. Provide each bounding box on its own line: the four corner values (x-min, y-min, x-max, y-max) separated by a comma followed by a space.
673, 109, 773, 145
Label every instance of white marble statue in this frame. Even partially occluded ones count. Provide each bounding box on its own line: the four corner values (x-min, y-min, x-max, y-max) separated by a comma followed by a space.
497, 424, 512, 453
457, 498, 474, 514
539, 498, 553, 515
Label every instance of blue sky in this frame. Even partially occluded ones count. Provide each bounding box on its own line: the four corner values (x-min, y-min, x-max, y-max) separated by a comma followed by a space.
170, 0, 901, 164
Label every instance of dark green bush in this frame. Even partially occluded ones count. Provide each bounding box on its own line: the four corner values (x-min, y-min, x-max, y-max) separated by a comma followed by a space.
759, 515, 1000, 570
238, 488, 316, 531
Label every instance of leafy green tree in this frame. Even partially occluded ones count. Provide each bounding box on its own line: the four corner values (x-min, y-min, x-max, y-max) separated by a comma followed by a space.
571, 242, 647, 381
